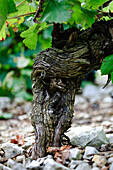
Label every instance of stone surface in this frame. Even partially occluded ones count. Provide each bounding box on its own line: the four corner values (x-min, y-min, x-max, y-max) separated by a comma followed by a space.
43, 158, 69, 170
106, 134, 113, 144
0, 163, 12, 170
69, 148, 82, 160
92, 155, 107, 168
70, 126, 109, 147
1, 143, 23, 160
83, 146, 98, 160
0, 97, 11, 110
108, 157, 113, 164
75, 162, 91, 170
110, 163, 113, 170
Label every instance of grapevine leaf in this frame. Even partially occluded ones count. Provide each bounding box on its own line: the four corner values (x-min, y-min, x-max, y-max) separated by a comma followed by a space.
0, 22, 7, 40
40, 0, 74, 23
85, 0, 108, 9
69, 1, 96, 28
109, 1, 113, 12
101, 55, 113, 75
20, 23, 47, 49
111, 72, 113, 83
0, 0, 8, 30
7, 0, 17, 13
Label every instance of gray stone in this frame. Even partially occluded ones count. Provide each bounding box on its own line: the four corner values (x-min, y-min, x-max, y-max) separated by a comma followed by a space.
26, 160, 40, 170
75, 162, 91, 170
43, 158, 69, 170
0, 163, 12, 170
69, 160, 78, 169
16, 155, 24, 163
91, 167, 100, 170
108, 157, 113, 164
7, 159, 16, 169
106, 134, 113, 144
83, 146, 98, 160
1, 143, 23, 159
69, 148, 82, 160
13, 164, 26, 170
82, 84, 100, 101
26, 155, 52, 170
70, 126, 109, 147
0, 97, 11, 110
110, 163, 113, 170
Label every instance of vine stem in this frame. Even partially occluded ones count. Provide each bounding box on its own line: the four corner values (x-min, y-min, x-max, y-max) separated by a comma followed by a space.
16, 0, 26, 7
7, 12, 36, 19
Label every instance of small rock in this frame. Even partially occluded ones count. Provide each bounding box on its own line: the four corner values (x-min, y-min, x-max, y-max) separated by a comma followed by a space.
75, 162, 91, 170
69, 160, 78, 169
83, 146, 98, 160
0, 97, 11, 110
110, 162, 113, 170
92, 155, 107, 168
7, 159, 26, 170
26, 155, 52, 170
0, 163, 12, 170
43, 158, 69, 170
13, 163, 26, 170
103, 96, 113, 103
108, 157, 113, 164
22, 140, 34, 149
1, 143, 23, 159
106, 134, 113, 144
91, 167, 100, 170
69, 148, 82, 160
16, 155, 24, 163
82, 84, 100, 101
74, 95, 87, 105
101, 121, 112, 127
70, 126, 109, 147
26, 160, 40, 170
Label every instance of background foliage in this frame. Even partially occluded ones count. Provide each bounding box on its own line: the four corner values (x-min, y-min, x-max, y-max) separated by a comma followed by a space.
0, 0, 113, 100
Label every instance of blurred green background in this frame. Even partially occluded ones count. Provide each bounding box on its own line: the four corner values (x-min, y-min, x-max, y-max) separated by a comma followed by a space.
0, 18, 52, 101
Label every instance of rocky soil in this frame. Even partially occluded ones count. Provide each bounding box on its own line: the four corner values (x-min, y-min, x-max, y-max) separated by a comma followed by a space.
1, 71, 113, 170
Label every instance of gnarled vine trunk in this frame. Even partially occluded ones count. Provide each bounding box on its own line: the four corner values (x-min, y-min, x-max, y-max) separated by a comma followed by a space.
31, 20, 113, 159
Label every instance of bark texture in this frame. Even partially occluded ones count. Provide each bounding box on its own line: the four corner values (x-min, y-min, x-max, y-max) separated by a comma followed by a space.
31, 20, 113, 159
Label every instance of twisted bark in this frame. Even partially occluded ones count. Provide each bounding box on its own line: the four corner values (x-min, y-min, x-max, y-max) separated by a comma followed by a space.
31, 20, 113, 159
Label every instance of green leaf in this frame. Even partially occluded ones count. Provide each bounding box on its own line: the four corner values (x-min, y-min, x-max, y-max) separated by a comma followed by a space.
69, 2, 97, 28
40, 0, 74, 23
0, 0, 8, 30
7, 0, 17, 13
109, 1, 113, 12
111, 72, 113, 83
85, 0, 108, 9
0, 22, 7, 40
15, 90, 33, 101
20, 23, 38, 49
20, 22, 47, 49
0, 112, 13, 119
101, 55, 113, 75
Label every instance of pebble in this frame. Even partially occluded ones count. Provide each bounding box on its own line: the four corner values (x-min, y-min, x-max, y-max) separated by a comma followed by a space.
1, 143, 23, 160
75, 162, 91, 170
108, 157, 113, 164
106, 134, 113, 144
83, 146, 98, 160
69, 148, 82, 160
70, 126, 109, 147
110, 162, 113, 170
92, 155, 107, 168
43, 158, 69, 170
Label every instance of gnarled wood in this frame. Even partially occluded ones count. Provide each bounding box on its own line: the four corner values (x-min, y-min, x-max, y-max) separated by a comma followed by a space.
31, 20, 113, 159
